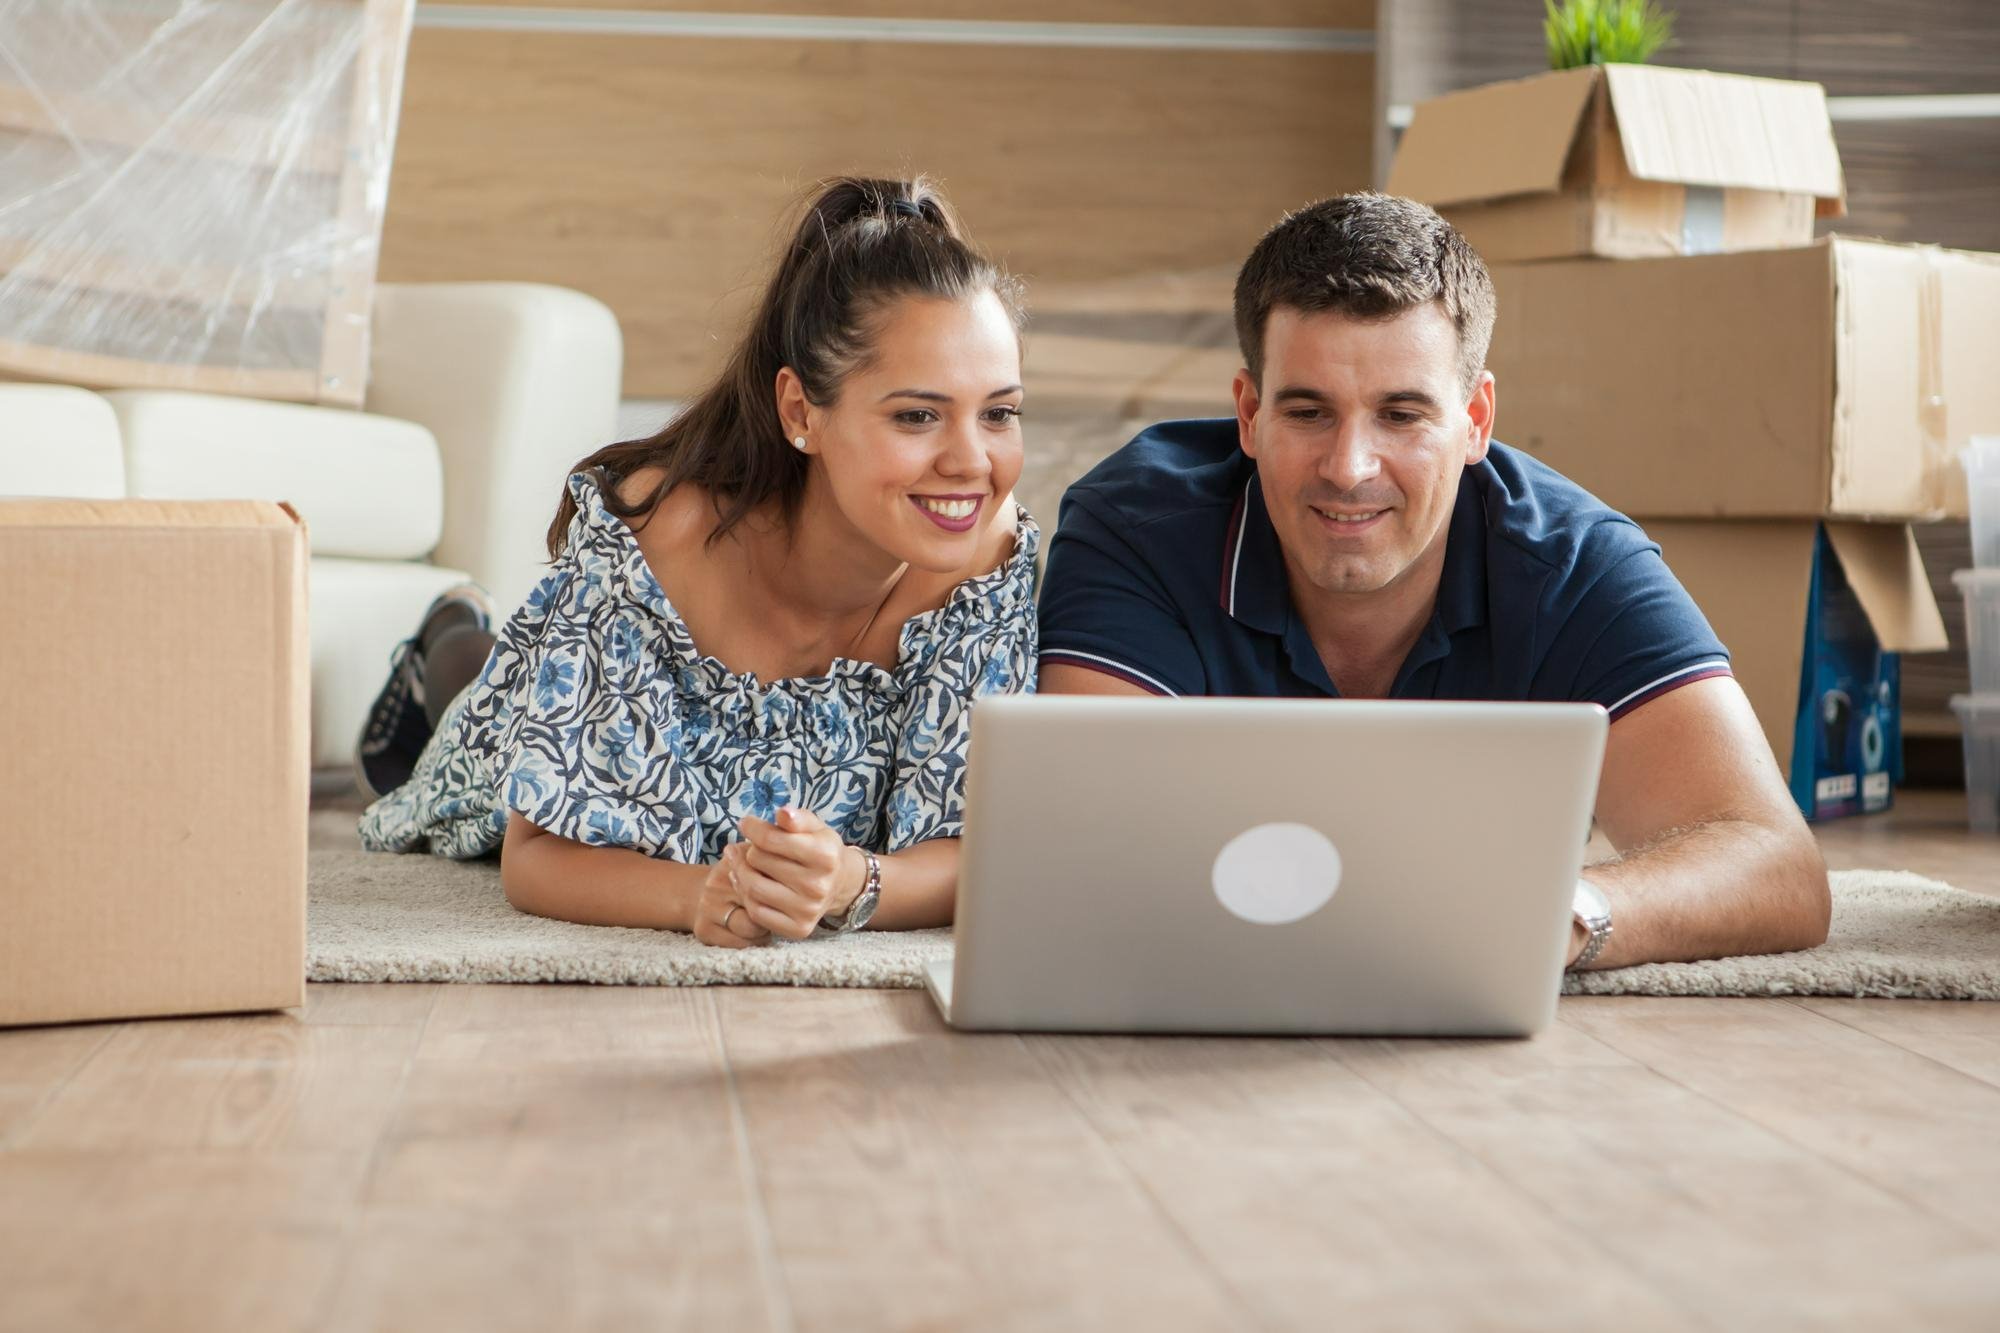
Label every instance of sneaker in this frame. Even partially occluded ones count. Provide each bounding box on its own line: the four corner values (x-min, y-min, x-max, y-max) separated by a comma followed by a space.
353, 584, 496, 801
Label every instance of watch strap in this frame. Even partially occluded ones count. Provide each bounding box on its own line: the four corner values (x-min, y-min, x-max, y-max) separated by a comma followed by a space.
823, 849, 882, 934
1569, 878, 1614, 971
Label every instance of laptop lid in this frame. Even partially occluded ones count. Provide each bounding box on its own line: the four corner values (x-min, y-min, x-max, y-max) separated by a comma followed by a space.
947, 696, 1607, 1036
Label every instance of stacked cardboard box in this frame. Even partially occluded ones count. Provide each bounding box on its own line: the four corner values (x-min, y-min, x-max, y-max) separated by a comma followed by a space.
1391, 64, 2000, 820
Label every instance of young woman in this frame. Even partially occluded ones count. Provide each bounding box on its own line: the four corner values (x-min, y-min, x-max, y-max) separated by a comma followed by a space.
354, 176, 1037, 949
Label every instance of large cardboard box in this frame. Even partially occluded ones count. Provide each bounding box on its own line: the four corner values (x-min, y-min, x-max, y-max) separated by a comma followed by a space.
0, 499, 309, 1026
1487, 237, 2000, 521
1649, 520, 1947, 820
1388, 64, 1845, 263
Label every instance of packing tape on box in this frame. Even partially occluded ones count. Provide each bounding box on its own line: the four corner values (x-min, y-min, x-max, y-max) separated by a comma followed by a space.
1680, 186, 1726, 255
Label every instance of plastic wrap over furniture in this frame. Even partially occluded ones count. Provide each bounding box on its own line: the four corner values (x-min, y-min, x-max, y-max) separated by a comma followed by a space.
0, 0, 415, 408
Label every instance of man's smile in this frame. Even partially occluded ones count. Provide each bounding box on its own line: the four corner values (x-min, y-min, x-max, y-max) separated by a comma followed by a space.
1310, 504, 1390, 535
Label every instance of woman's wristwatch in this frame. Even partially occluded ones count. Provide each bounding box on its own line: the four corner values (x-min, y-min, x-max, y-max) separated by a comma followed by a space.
1569, 877, 1613, 970
821, 848, 882, 934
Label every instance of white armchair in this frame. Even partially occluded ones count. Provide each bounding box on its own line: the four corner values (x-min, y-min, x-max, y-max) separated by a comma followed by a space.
0, 282, 624, 770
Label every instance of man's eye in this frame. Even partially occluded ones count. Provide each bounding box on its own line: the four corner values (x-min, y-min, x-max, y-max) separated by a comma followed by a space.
1384, 411, 1419, 425
1285, 409, 1323, 422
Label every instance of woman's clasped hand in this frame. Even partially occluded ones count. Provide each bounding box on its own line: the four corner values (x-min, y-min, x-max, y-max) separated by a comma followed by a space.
695, 806, 868, 949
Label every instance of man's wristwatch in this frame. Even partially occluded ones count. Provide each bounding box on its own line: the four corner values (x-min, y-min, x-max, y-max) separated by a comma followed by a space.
1570, 878, 1613, 971
821, 849, 882, 934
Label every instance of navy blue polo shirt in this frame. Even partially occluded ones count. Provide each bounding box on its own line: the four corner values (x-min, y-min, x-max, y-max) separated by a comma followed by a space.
1038, 418, 1731, 718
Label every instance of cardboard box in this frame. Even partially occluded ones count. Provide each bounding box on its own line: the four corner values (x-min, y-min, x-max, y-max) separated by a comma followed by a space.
1487, 237, 2000, 521
1648, 519, 1947, 821
1388, 64, 1845, 262
1, 499, 309, 1026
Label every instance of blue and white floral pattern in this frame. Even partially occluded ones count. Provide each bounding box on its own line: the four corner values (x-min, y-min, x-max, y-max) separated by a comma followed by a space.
359, 468, 1040, 863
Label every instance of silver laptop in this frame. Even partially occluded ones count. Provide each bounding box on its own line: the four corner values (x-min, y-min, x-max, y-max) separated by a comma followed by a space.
924, 695, 1607, 1038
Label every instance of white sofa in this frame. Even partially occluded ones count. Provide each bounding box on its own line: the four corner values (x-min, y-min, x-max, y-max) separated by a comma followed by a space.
0, 283, 624, 770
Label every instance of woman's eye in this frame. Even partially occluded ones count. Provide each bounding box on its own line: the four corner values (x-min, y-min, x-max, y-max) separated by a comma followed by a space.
983, 406, 1023, 425
894, 409, 938, 425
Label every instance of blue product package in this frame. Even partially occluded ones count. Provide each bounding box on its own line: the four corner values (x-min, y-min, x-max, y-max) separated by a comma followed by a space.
1791, 526, 1901, 820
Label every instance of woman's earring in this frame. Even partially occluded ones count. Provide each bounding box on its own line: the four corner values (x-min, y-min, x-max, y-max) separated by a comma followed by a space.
792, 436, 808, 452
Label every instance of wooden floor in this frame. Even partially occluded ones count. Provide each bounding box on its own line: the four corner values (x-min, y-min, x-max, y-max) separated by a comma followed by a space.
3, 793, 1997, 1331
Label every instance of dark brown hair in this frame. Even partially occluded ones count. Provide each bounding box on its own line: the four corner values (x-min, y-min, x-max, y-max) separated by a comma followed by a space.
1232, 191, 1497, 396
547, 175, 1023, 556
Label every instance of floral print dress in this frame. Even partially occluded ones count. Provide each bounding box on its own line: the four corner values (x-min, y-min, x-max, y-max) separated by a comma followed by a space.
359, 467, 1040, 862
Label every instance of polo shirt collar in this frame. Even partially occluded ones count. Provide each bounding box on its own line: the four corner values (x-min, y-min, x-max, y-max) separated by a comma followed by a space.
1218, 471, 1290, 635
1219, 464, 1491, 643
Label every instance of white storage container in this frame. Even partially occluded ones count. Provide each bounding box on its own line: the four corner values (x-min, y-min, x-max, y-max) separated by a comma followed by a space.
1952, 569, 2000, 696
1951, 694, 2000, 834
1967, 436, 2000, 569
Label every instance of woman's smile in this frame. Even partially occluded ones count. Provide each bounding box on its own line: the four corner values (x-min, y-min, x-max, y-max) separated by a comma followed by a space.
911, 493, 986, 532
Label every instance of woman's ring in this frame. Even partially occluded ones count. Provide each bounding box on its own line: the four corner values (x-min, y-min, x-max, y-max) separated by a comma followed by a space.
723, 904, 744, 932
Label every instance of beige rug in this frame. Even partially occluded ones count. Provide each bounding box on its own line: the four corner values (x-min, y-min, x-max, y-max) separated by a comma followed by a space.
306, 843, 2000, 997
308, 846, 953, 988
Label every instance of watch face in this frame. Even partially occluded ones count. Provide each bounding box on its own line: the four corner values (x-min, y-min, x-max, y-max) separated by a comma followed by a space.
1573, 878, 1611, 922
848, 887, 881, 932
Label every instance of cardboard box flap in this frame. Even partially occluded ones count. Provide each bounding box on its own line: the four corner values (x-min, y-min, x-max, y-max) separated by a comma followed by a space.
1603, 64, 1844, 202
1386, 67, 1600, 208
1823, 522, 1948, 653
0, 497, 301, 531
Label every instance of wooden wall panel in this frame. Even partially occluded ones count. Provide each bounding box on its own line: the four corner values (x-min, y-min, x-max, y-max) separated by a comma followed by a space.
417, 1, 1377, 30
1795, 1, 2000, 96
1833, 118, 2000, 253
380, 30, 1373, 396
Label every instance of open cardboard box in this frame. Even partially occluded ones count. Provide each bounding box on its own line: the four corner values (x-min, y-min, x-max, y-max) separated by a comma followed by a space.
1649, 519, 1948, 820
1389, 63, 1845, 263
0, 498, 309, 1026
1487, 236, 2000, 522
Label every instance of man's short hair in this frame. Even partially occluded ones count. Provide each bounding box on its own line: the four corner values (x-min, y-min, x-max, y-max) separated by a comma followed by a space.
1233, 192, 1497, 397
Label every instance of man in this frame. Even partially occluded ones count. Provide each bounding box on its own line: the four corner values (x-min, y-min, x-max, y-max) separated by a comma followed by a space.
1036, 192, 1830, 970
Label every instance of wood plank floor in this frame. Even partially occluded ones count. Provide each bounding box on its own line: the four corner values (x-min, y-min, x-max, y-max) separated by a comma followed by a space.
3, 792, 1997, 1331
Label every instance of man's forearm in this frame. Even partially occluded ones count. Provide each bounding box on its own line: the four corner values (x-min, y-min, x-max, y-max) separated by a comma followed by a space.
1579, 816, 1831, 969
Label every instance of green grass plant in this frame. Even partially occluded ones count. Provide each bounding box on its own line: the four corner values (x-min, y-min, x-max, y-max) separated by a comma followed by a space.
1543, 0, 1676, 70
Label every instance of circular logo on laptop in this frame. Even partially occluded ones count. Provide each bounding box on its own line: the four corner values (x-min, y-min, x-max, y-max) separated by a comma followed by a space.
1211, 823, 1342, 925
